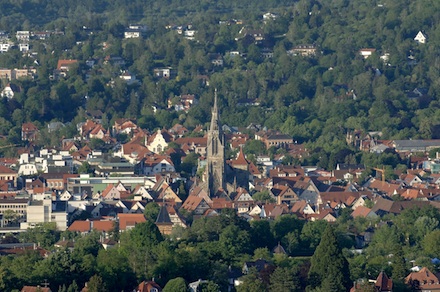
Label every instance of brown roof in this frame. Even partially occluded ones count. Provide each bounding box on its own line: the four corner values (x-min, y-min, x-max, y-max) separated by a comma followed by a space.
351, 206, 372, 218
57, 59, 78, 70
181, 195, 204, 211
21, 286, 52, 292
117, 213, 146, 231
136, 281, 162, 292
22, 122, 38, 132
375, 271, 393, 291
92, 220, 114, 232
405, 267, 440, 288
68, 220, 91, 232
0, 165, 16, 174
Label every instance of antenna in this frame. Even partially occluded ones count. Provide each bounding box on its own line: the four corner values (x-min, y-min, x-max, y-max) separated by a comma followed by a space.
41, 279, 50, 287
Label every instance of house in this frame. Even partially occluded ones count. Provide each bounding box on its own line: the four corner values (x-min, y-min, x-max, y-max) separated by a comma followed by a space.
0, 165, 17, 188
232, 187, 254, 213
237, 28, 265, 43
135, 280, 162, 292
351, 206, 377, 219
351, 271, 393, 292
414, 31, 427, 44
270, 184, 299, 205
174, 137, 207, 156
113, 118, 138, 135
242, 259, 273, 274
168, 94, 198, 112
287, 45, 317, 57
405, 267, 440, 291
138, 155, 175, 176
55, 59, 78, 78
256, 132, 293, 149
117, 213, 146, 231
0, 39, 12, 53
100, 183, 121, 200
153, 67, 176, 79
181, 194, 211, 215
359, 48, 376, 59
22, 122, 39, 141
146, 129, 173, 153
1, 83, 20, 99
168, 124, 189, 138
16, 31, 30, 42
68, 220, 114, 235
119, 70, 138, 85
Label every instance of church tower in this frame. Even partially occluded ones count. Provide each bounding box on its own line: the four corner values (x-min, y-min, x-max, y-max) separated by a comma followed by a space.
206, 89, 226, 197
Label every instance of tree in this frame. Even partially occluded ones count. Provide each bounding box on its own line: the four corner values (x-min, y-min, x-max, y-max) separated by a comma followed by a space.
308, 225, 351, 291
86, 275, 107, 292
252, 190, 275, 203
423, 230, 440, 257
77, 161, 92, 174
163, 277, 187, 292
200, 280, 221, 292
391, 244, 406, 281
144, 202, 160, 222
237, 267, 266, 292
269, 266, 301, 292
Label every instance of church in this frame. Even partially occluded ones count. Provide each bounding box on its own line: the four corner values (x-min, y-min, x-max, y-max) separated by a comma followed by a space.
200, 90, 251, 198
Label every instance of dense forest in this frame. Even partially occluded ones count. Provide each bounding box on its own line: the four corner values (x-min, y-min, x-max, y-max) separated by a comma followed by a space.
2, 205, 439, 291
0, 0, 439, 168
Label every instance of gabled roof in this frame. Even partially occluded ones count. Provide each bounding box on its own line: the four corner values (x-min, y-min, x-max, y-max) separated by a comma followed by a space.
405, 267, 440, 288
117, 213, 146, 231
375, 271, 393, 291
351, 206, 373, 218
156, 204, 172, 224
0, 165, 16, 174
136, 281, 162, 292
57, 59, 78, 70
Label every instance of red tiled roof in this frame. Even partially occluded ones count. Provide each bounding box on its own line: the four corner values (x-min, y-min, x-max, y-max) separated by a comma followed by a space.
57, 59, 78, 70
68, 220, 90, 232
351, 206, 372, 218
117, 213, 146, 231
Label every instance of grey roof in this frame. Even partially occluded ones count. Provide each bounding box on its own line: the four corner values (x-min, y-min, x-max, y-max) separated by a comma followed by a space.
393, 139, 440, 150
156, 205, 172, 224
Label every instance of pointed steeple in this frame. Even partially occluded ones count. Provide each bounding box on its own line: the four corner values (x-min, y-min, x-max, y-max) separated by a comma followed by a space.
210, 88, 220, 132
206, 88, 226, 197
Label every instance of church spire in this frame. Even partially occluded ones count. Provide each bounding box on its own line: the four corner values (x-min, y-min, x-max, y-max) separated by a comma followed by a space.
210, 88, 220, 132
206, 88, 225, 197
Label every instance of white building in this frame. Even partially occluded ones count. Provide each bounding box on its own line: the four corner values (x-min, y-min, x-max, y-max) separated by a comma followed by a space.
22, 199, 68, 230
414, 31, 427, 44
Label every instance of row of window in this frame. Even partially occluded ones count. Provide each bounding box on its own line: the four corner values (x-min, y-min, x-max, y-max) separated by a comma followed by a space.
0, 205, 26, 209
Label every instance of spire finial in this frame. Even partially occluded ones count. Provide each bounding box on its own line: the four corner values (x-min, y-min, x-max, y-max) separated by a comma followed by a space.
214, 88, 218, 110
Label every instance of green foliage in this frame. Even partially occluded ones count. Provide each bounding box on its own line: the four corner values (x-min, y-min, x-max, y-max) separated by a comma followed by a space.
308, 225, 351, 291
237, 267, 266, 292
19, 223, 60, 249
269, 266, 301, 292
422, 229, 440, 257
86, 275, 107, 292
144, 202, 160, 222
252, 190, 275, 203
163, 277, 187, 292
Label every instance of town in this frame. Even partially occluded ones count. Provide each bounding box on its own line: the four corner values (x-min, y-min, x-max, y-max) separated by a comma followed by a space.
1, 0, 440, 291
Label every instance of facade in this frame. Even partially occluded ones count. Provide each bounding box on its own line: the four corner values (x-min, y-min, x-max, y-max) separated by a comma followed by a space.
23, 199, 68, 230
206, 90, 226, 196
